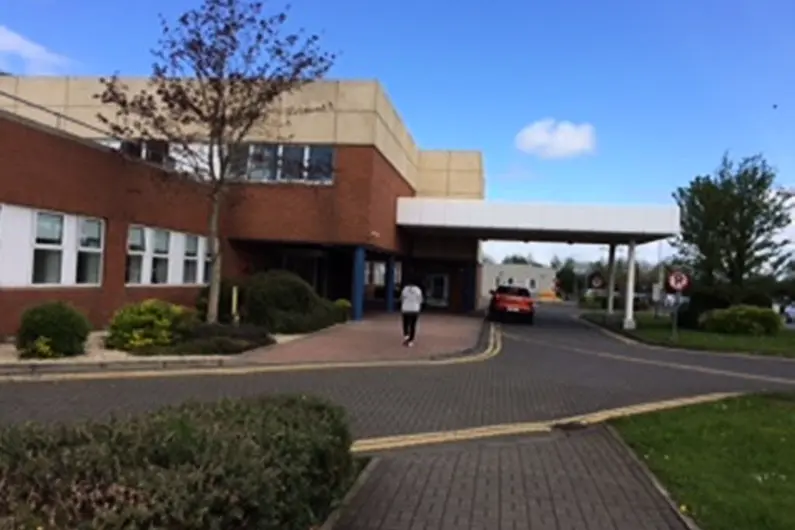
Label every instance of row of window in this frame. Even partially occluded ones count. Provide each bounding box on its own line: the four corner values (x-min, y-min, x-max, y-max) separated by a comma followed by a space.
25, 210, 210, 287
105, 140, 335, 184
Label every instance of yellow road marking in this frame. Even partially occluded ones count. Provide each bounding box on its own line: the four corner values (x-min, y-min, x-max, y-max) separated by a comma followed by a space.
350, 392, 741, 453
0, 324, 501, 383
505, 331, 795, 385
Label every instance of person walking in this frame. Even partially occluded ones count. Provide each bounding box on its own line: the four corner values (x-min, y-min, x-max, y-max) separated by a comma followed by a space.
400, 277, 424, 347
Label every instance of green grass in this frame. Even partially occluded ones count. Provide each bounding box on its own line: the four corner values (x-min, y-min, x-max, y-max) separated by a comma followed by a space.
613, 393, 795, 530
582, 311, 795, 357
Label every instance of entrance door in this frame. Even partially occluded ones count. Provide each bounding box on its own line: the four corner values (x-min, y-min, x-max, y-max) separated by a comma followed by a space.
424, 273, 450, 308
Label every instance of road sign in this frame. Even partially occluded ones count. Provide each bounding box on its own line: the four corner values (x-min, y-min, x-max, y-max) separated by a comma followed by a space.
668, 271, 689, 292
590, 274, 604, 289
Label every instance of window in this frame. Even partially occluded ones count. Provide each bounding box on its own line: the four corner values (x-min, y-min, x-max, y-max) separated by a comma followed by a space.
228, 143, 251, 179
249, 144, 278, 181
126, 225, 146, 284
151, 230, 170, 284
76, 218, 103, 284
529, 279, 537, 290
144, 140, 169, 164
183, 235, 199, 284
32, 212, 64, 284
307, 146, 334, 182
280, 145, 307, 181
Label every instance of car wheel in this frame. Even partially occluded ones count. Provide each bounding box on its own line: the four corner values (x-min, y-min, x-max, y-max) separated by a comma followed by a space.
526, 314, 535, 325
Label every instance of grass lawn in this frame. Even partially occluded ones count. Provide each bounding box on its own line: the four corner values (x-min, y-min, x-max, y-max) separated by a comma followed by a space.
582, 311, 795, 357
613, 393, 795, 530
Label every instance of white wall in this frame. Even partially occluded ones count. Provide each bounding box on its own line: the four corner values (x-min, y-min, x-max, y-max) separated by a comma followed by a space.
0, 202, 209, 288
479, 263, 557, 299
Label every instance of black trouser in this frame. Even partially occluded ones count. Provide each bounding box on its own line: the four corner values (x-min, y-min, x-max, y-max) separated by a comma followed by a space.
401, 312, 419, 341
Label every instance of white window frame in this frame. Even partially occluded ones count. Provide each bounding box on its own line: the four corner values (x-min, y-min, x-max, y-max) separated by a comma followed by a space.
203, 237, 213, 285
31, 211, 65, 285
75, 217, 104, 286
151, 229, 171, 285
125, 225, 147, 285
183, 234, 200, 284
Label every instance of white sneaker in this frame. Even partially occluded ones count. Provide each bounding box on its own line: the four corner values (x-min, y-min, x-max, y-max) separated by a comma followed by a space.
407, 341, 414, 347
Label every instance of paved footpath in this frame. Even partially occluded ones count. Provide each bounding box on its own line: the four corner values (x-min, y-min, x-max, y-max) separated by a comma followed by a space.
0, 307, 792, 529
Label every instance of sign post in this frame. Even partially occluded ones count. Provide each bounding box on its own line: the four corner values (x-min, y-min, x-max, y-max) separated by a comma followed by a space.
667, 271, 690, 341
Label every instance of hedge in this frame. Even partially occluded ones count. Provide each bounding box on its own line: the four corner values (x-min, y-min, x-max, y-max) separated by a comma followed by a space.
16, 301, 91, 359
0, 395, 356, 530
702, 305, 782, 336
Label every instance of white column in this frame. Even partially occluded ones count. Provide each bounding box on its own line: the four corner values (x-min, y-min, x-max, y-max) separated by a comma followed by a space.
606, 244, 617, 314
623, 240, 637, 330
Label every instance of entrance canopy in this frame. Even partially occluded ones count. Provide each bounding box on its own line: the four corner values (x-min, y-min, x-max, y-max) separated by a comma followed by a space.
396, 198, 679, 244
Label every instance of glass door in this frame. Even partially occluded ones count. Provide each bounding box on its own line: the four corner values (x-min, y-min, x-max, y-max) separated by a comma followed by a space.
424, 274, 450, 308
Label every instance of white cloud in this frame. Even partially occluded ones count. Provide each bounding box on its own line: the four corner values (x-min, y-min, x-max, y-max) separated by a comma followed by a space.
515, 118, 596, 159
0, 26, 69, 75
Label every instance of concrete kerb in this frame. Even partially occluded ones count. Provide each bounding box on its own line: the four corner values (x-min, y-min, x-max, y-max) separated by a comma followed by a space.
0, 322, 501, 383
578, 313, 795, 363
604, 425, 704, 530
350, 392, 741, 454
317, 457, 381, 530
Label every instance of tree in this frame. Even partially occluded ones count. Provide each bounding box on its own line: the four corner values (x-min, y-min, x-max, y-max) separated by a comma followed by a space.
502, 254, 529, 264
672, 153, 791, 288
554, 257, 577, 296
95, 0, 334, 323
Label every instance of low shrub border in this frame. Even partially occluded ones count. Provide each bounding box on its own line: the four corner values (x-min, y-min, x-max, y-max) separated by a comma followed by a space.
581, 311, 795, 358
0, 394, 363, 529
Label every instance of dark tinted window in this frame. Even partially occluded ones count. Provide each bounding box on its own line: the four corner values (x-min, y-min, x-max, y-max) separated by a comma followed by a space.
495, 286, 531, 297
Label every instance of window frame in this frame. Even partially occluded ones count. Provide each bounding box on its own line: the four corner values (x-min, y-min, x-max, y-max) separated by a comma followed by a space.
31, 211, 65, 285
75, 217, 104, 286
125, 225, 147, 285
182, 234, 200, 284
150, 229, 171, 285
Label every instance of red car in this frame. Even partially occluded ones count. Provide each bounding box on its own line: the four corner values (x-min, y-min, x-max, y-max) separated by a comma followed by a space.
488, 285, 535, 324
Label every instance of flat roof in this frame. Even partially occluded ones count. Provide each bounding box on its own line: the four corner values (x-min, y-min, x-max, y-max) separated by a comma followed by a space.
397, 198, 679, 245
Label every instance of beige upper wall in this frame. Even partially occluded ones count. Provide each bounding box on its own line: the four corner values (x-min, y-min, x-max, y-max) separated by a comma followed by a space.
0, 76, 484, 199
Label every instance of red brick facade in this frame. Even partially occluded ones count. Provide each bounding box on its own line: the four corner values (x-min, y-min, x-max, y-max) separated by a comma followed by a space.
0, 114, 416, 335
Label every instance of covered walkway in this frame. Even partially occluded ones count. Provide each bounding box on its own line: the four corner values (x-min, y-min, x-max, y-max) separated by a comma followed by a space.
396, 198, 680, 329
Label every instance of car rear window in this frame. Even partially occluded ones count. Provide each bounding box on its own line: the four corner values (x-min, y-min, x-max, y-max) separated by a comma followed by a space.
495, 286, 531, 297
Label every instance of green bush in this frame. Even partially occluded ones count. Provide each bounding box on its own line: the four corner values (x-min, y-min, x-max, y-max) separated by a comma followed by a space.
702, 305, 782, 336
333, 298, 352, 322
244, 270, 339, 333
677, 285, 733, 329
166, 323, 275, 355
16, 301, 91, 359
0, 395, 356, 529
196, 279, 245, 323
105, 299, 197, 352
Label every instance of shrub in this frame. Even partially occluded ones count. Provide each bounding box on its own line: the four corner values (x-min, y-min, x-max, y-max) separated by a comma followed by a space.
105, 299, 197, 352
16, 302, 91, 359
677, 285, 732, 329
196, 279, 245, 324
737, 290, 773, 309
333, 298, 352, 321
0, 395, 356, 530
245, 270, 339, 333
702, 305, 782, 336
167, 323, 275, 355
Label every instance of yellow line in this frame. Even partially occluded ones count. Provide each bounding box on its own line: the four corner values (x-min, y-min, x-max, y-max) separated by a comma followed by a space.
0, 324, 501, 383
578, 314, 795, 362
350, 392, 741, 453
506, 332, 795, 385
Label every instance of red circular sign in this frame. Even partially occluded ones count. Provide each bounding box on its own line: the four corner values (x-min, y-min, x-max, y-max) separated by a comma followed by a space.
668, 271, 689, 291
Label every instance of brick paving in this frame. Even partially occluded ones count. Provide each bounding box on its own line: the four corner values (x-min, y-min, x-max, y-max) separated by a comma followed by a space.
339, 427, 686, 530
239, 313, 484, 364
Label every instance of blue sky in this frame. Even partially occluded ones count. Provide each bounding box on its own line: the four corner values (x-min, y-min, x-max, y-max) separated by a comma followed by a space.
2, 0, 794, 264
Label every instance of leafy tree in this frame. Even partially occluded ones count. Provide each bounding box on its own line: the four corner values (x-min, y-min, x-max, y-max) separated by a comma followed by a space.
95, 0, 334, 323
502, 254, 529, 264
672, 154, 791, 288
554, 257, 576, 296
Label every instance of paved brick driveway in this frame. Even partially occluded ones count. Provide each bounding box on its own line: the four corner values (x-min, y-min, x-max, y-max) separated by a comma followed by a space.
0, 306, 792, 529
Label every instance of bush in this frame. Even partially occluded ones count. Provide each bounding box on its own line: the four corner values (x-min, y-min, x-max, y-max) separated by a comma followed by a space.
105, 299, 197, 352
244, 271, 340, 333
167, 323, 275, 355
16, 302, 91, 359
702, 305, 782, 336
677, 285, 733, 330
196, 279, 245, 324
0, 395, 356, 529
333, 299, 352, 321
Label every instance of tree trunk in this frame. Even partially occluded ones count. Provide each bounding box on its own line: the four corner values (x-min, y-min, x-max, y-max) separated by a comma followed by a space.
206, 194, 223, 324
